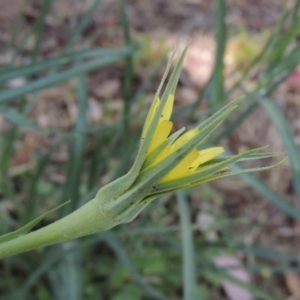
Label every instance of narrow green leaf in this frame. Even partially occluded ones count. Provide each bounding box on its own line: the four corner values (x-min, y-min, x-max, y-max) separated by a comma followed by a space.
227, 5, 289, 97
0, 108, 37, 129
63, 75, 88, 213
261, 98, 300, 204
31, 0, 54, 61
0, 201, 70, 244
63, 0, 104, 52
231, 161, 300, 219
177, 191, 197, 300
24, 139, 64, 223
119, 0, 134, 137
0, 45, 137, 104
210, 0, 226, 108
58, 241, 82, 300
0, 48, 115, 83
238, 244, 300, 263
104, 232, 169, 300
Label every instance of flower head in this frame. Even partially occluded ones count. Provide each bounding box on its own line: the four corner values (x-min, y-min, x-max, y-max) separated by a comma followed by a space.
142, 94, 224, 184
96, 45, 286, 226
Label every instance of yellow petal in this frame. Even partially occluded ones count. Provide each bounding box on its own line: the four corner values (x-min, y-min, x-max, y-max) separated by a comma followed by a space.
151, 145, 171, 166
161, 149, 199, 183
171, 128, 200, 152
142, 94, 174, 140
151, 127, 199, 166
142, 96, 160, 138
148, 120, 173, 154
160, 94, 174, 121
190, 147, 224, 171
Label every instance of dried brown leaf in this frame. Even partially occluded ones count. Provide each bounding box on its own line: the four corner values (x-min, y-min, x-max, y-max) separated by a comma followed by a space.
214, 255, 253, 300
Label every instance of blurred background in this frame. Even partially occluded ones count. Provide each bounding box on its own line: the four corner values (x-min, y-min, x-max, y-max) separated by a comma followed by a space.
0, 0, 300, 299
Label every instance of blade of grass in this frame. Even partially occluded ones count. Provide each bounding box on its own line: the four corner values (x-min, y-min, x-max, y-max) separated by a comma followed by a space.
62, 0, 104, 52
217, 8, 300, 141
116, 224, 203, 236
0, 108, 39, 130
24, 137, 65, 223
237, 244, 300, 264
0, 48, 117, 83
276, 45, 300, 72
119, 0, 134, 137
58, 241, 82, 300
1, 105, 130, 137
188, 76, 212, 122
266, 16, 300, 65
87, 128, 122, 190
0, 201, 70, 244
0, 101, 25, 202
63, 0, 104, 51
230, 161, 300, 219
87, 134, 106, 190
9, 0, 54, 65
3, 0, 28, 55
113, 130, 141, 180
0, 45, 137, 104
292, 0, 300, 20
215, 61, 298, 142
63, 74, 88, 213
6, 240, 88, 300
227, 5, 290, 97
104, 232, 169, 300
177, 191, 197, 300
260, 97, 300, 204
0, 108, 81, 136
31, 0, 55, 61
242, 264, 300, 274
56, 74, 88, 300
132, 56, 166, 104
6, 249, 63, 300
210, 0, 226, 109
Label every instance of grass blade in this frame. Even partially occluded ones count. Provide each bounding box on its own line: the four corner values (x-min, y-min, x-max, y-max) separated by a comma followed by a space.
231, 162, 300, 219
31, 0, 54, 61
0, 45, 137, 104
260, 98, 300, 204
104, 232, 169, 300
210, 0, 226, 109
0, 48, 117, 83
63, 0, 104, 52
63, 74, 88, 213
119, 0, 134, 137
177, 191, 197, 300
58, 241, 82, 300
0, 201, 70, 244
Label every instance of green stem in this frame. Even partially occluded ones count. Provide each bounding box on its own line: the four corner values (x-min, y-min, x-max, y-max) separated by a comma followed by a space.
0, 198, 115, 259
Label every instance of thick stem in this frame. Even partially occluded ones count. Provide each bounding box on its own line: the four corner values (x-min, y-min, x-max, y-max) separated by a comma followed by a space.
0, 198, 116, 259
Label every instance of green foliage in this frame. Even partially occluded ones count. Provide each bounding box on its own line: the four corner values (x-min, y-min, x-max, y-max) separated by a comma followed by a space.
0, 0, 299, 299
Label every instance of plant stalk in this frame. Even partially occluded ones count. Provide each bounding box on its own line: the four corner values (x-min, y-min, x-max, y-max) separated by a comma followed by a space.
0, 198, 115, 259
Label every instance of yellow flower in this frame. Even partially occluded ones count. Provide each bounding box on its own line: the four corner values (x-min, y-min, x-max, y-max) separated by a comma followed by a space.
142, 94, 225, 184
